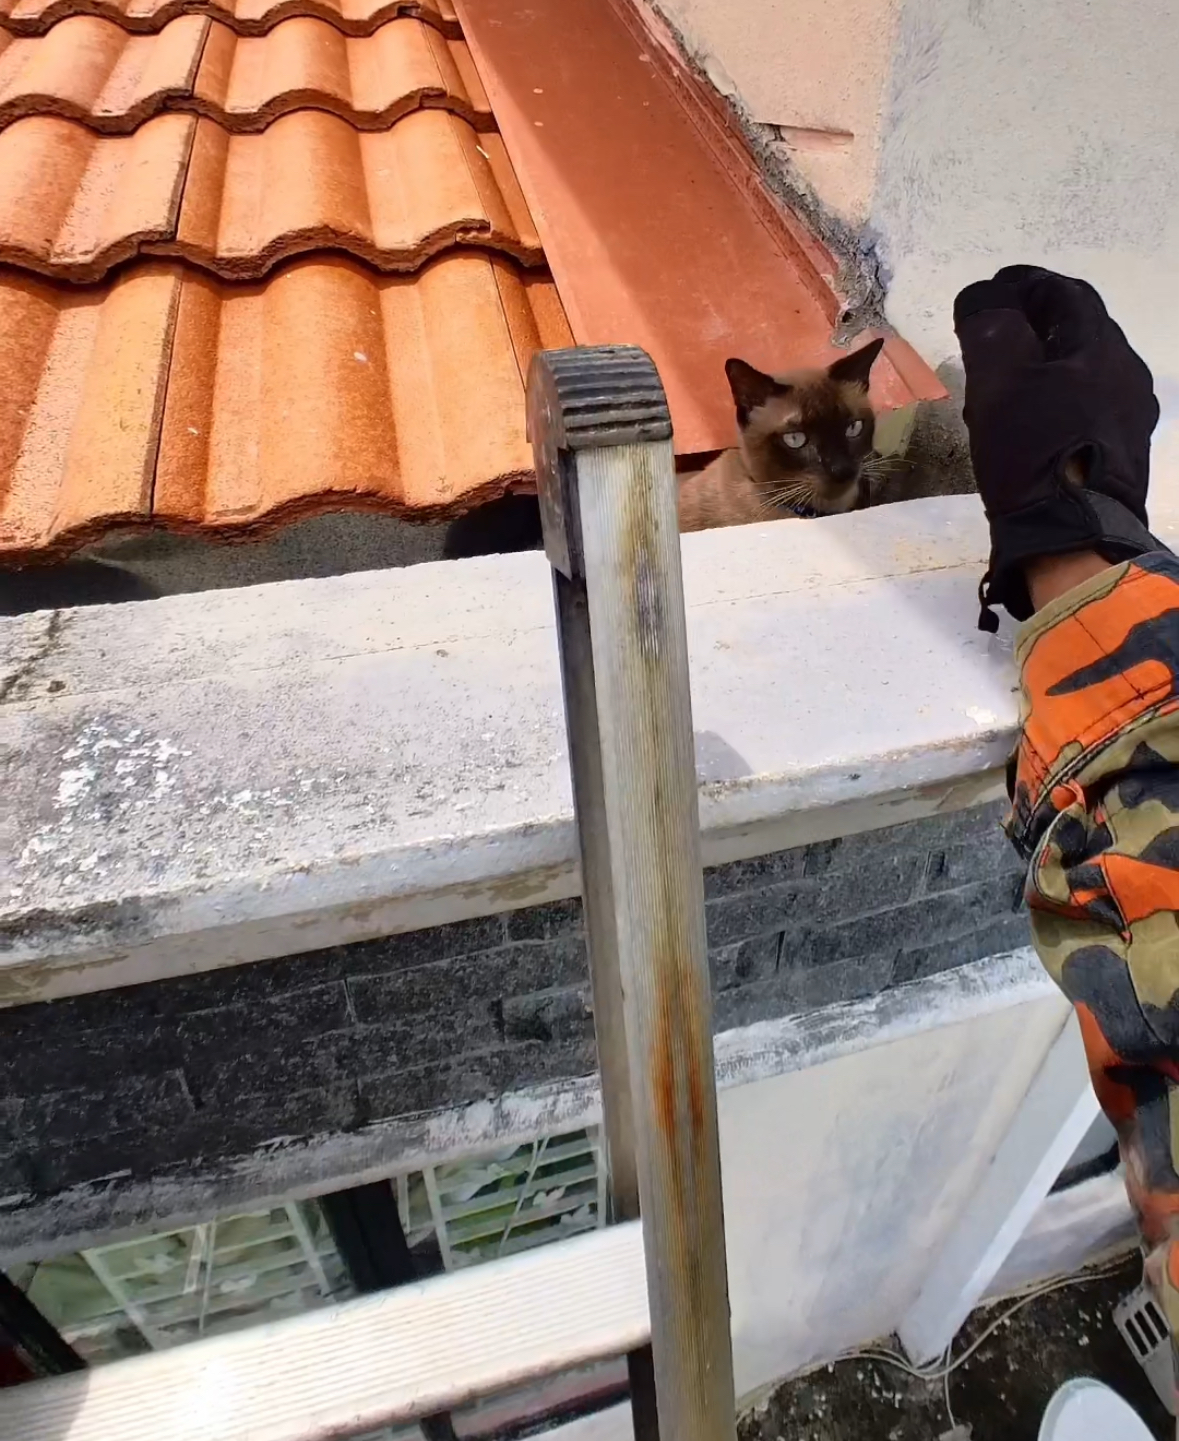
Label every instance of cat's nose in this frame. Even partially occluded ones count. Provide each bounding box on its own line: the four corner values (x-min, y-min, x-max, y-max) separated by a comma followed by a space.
829, 463, 859, 485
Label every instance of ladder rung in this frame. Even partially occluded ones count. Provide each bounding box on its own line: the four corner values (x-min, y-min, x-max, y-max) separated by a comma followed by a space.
0, 1223, 649, 1441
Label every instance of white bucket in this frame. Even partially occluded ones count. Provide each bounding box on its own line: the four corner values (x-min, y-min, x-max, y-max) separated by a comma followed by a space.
1039, 1378, 1154, 1440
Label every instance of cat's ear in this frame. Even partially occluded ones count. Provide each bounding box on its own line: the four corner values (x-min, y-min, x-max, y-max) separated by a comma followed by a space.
725, 358, 786, 421
827, 336, 885, 391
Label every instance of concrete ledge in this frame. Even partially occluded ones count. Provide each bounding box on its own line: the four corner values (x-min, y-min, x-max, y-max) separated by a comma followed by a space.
2, 496, 1023, 1001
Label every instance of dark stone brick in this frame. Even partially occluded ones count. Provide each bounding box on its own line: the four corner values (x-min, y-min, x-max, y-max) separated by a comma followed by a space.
193, 1001, 503, 1106
330, 915, 507, 976
710, 934, 781, 992
706, 884, 815, 946
505, 899, 584, 942
359, 1039, 598, 1123
152, 951, 350, 1013
176, 983, 352, 1060
0, 1022, 183, 1095
804, 802, 1006, 877
892, 914, 1032, 985
704, 848, 806, 899
786, 952, 897, 1010
348, 939, 589, 1022
808, 850, 926, 923
16, 1085, 362, 1196
0, 1098, 22, 1148
190, 1030, 358, 1104
205, 1082, 362, 1146
805, 874, 1025, 969
0, 1150, 34, 1196
13, 1071, 193, 1141
711, 977, 790, 1032
0, 953, 348, 1044
712, 950, 897, 1029
925, 837, 1025, 894
502, 987, 594, 1044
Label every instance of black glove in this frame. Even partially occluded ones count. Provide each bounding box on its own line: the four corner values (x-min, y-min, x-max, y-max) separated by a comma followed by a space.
953, 264, 1165, 629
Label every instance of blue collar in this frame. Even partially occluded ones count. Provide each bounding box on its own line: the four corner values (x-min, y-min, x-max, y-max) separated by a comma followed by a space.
784, 499, 821, 519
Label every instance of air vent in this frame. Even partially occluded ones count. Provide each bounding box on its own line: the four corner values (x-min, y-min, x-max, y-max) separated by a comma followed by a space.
1113, 1282, 1178, 1416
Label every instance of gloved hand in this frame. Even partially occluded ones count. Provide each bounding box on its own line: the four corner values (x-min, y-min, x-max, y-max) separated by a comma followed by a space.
953, 264, 1165, 628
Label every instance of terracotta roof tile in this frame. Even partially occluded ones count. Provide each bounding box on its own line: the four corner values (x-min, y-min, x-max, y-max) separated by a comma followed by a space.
191, 15, 489, 131
0, 253, 571, 557
0, 262, 178, 555
0, 113, 193, 274
0, 16, 490, 131
0, 0, 457, 37
0, 15, 208, 128
171, 111, 539, 276
0, 108, 540, 278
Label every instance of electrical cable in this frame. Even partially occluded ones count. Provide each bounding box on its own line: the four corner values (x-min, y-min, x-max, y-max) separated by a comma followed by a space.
835, 1255, 1131, 1385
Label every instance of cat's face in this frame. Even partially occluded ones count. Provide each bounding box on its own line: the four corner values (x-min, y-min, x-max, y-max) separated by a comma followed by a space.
724, 338, 885, 517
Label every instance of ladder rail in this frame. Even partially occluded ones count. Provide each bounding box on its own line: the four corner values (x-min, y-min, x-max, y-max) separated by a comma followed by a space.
529, 346, 738, 1441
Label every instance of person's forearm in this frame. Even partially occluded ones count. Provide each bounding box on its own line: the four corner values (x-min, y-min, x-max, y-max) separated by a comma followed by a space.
1024, 549, 1114, 609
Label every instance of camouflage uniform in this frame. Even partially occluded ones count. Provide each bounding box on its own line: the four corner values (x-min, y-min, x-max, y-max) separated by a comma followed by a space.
1009, 550, 1179, 1330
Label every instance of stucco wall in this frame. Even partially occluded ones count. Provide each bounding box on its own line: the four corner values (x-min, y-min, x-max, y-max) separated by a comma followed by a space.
648, 0, 900, 227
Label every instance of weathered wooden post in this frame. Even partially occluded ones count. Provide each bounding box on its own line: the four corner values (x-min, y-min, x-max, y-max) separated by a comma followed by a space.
527, 346, 737, 1441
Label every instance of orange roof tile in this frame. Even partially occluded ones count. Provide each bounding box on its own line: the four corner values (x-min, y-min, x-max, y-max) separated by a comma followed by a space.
172, 112, 539, 275
0, 109, 540, 277
0, 15, 490, 130
0, 113, 192, 274
0, 15, 208, 128
0, 263, 177, 553
0, 0, 457, 37
192, 17, 488, 130
0, 253, 571, 557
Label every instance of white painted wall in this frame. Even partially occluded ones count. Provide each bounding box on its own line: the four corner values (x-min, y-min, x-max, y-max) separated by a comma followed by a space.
544, 954, 1080, 1441
870, 0, 1179, 492
719, 974, 1068, 1395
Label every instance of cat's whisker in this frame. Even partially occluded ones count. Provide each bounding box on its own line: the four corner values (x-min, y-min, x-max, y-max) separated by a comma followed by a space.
861, 456, 910, 475
762, 484, 815, 510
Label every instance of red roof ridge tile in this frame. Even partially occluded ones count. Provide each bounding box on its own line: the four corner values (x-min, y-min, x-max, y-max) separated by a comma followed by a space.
454, 0, 947, 451
0, 0, 458, 37
0, 108, 541, 280
0, 15, 490, 132
0, 251, 571, 559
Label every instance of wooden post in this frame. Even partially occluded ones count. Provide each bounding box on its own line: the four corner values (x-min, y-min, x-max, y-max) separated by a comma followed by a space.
528, 346, 737, 1441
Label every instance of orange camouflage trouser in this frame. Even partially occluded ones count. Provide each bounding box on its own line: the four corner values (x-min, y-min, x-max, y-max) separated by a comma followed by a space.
1009, 552, 1179, 1339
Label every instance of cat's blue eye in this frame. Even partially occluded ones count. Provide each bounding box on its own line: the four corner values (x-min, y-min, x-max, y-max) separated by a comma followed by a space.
845, 419, 865, 438
781, 431, 806, 449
